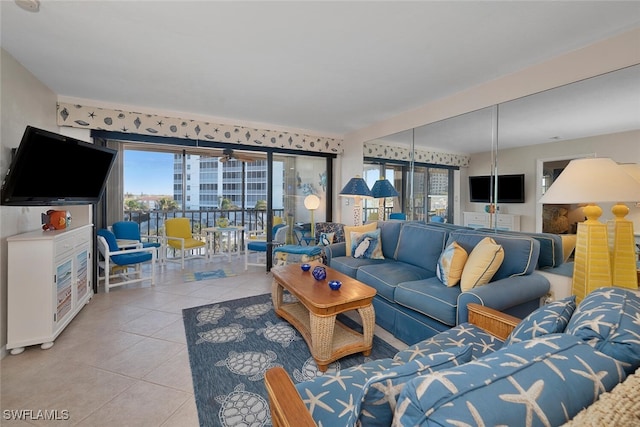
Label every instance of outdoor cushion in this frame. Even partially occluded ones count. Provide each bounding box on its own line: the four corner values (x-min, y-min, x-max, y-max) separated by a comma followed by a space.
273, 245, 322, 256
97, 229, 152, 265
565, 286, 640, 374
394, 322, 503, 363
505, 295, 576, 345
394, 334, 626, 427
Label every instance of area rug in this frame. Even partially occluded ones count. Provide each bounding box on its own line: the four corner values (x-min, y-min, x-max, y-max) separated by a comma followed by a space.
184, 268, 235, 282
183, 293, 401, 427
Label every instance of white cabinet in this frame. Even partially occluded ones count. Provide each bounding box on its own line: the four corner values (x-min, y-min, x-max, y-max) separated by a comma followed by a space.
7, 224, 93, 355
463, 212, 520, 231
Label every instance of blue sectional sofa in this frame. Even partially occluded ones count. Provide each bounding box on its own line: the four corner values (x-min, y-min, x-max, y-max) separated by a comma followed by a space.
324, 221, 551, 344
265, 287, 640, 426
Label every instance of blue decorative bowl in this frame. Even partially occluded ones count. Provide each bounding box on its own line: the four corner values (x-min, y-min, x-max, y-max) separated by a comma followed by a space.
312, 266, 327, 281
300, 263, 311, 272
328, 280, 342, 290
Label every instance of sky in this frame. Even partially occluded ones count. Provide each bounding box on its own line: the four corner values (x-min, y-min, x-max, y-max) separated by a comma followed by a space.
124, 150, 174, 195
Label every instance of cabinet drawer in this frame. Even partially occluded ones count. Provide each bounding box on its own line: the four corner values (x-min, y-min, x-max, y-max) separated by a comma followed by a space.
465, 213, 487, 223
55, 235, 75, 257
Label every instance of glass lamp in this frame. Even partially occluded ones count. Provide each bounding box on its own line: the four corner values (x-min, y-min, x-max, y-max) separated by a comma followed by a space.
303, 194, 321, 239
539, 158, 640, 301
370, 178, 399, 221
339, 176, 372, 226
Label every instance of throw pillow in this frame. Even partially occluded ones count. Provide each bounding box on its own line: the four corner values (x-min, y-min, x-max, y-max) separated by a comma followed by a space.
565, 286, 640, 374
317, 232, 335, 246
505, 295, 576, 345
436, 241, 468, 287
344, 222, 377, 256
460, 237, 504, 291
353, 347, 473, 426
350, 229, 384, 260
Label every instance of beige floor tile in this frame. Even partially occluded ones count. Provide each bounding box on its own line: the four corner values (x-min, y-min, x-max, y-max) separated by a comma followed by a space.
160, 398, 200, 427
151, 318, 188, 345
99, 337, 184, 379
143, 348, 194, 393
121, 310, 183, 337
74, 381, 191, 427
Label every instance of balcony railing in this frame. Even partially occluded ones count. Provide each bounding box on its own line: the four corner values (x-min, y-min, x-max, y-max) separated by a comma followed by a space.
125, 208, 286, 237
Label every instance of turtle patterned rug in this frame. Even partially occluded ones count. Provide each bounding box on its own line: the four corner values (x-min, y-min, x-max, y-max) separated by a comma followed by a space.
182, 293, 400, 427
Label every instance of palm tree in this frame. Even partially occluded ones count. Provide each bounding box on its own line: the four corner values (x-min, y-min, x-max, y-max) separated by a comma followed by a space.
158, 197, 179, 211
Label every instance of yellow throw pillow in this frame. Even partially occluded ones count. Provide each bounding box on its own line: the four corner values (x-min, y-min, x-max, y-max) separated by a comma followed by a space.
344, 222, 377, 257
436, 241, 468, 287
460, 237, 504, 291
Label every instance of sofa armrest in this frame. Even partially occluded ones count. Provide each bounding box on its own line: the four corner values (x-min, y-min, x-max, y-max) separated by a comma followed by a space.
457, 273, 550, 324
467, 303, 521, 340
324, 242, 346, 265
265, 367, 316, 427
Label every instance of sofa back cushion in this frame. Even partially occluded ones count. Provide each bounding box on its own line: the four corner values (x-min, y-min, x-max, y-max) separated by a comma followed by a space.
394, 334, 626, 427
505, 295, 576, 345
395, 223, 449, 271
478, 228, 564, 269
376, 220, 403, 259
447, 230, 539, 281
566, 287, 640, 374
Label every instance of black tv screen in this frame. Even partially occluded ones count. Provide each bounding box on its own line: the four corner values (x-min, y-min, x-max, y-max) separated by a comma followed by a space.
1, 126, 117, 205
469, 174, 525, 203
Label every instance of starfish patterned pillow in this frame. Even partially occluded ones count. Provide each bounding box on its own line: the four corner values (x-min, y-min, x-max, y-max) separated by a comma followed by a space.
504, 295, 576, 345
353, 347, 473, 426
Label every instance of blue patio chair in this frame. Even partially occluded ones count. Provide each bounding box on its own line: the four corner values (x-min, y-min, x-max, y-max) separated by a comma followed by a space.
245, 224, 288, 270
389, 212, 407, 220
112, 221, 162, 259
96, 229, 156, 293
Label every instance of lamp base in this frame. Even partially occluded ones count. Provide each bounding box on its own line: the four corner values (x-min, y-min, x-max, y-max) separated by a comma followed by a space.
573, 219, 612, 303
607, 203, 638, 289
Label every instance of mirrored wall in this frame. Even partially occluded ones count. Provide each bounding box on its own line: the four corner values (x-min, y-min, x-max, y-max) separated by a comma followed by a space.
366, 63, 640, 231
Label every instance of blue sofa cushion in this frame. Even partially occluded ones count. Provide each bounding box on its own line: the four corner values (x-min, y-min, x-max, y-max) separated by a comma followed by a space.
394, 322, 503, 363
394, 223, 448, 271
354, 347, 473, 427
505, 295, 576, 345
479, 228, 564, 269
376, 220, 403, 259
357, 262, 434, 302
566, 287, 640, 374
447, 230, 539, 281
394, 277, 460, 326
330, 256, 389, 280
394, 334, 626, 426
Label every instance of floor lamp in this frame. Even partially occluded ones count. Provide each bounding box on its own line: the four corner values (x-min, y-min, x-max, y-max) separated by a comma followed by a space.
539, 158, 640, 302
339, 175, 372, 226
304, 194, 320, 240
370, 177, 399, 221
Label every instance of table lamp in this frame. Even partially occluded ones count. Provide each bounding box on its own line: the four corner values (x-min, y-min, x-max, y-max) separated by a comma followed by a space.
303, 194, 321, 239
370, 178, 399, 221
539, 158, 640, 302
339, 175, 372, 226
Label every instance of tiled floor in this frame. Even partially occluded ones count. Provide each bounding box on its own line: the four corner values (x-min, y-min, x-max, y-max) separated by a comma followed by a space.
1, 257, 405, 426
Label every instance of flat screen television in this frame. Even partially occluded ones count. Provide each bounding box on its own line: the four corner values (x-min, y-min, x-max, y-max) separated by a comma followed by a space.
1, 126, 117, 206
469, 174, 525, 203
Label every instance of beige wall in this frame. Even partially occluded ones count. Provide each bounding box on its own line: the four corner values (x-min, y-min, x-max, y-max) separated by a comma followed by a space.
1, 48, 59, 357
465, 130, 640, 232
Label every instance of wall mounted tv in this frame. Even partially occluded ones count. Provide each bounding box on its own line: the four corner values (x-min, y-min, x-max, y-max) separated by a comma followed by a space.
1, 126, 117, 206
468, 174, 525, 203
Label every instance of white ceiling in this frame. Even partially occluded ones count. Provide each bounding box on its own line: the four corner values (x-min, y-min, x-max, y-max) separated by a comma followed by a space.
2, 1, 639, 152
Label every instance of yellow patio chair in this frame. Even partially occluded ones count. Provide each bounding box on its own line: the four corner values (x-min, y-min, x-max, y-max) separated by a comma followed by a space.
164, 218, 206, 269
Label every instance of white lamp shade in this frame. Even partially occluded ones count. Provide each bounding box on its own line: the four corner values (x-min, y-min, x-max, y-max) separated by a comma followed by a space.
539, 158, 640, 204
620, 163, 640, 184
304, 194, 320, 210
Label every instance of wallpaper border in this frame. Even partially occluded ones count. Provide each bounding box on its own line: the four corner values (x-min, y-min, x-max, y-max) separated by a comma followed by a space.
56, 102, 343, 154
364, 141, 470, 167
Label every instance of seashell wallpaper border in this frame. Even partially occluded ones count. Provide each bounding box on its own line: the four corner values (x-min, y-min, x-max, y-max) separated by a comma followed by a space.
364, 141, 469, 167
56, 102, 343, 154
56, 102, 469, 166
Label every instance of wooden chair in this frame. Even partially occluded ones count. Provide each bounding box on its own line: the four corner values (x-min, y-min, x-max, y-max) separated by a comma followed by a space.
163, 218, 206, 269
96, 229, 156, 293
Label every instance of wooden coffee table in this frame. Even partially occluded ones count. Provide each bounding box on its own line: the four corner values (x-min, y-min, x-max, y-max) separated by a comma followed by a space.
271, 263, 377, 372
